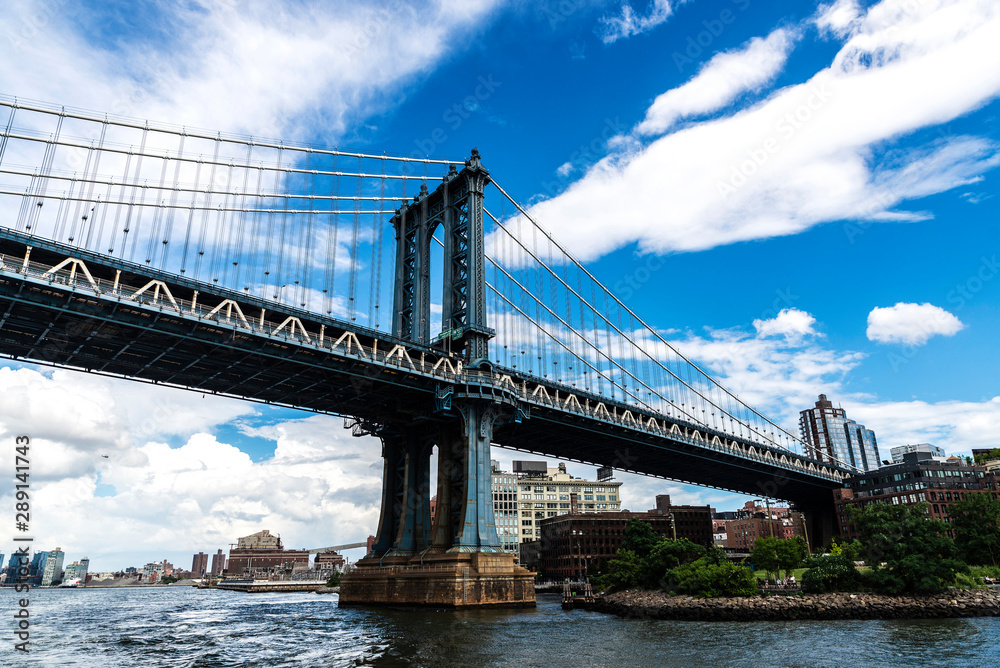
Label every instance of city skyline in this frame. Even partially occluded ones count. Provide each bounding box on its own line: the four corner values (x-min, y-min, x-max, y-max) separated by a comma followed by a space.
1, 0, 999, 571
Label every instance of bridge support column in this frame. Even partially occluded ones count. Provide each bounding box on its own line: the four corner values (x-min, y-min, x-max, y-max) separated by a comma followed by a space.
340, 403, 534, 608
431, 401, 503, 553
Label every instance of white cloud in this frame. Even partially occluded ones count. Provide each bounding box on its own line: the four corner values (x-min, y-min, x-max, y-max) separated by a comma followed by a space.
598, 0, 682, 44
669, 314, 999, 460
522, 0, 1000, 261
753, 308, 818, 340
816, 0, 863, 37
637, 28, 800, 136
0, 0, 502, 141
0, 366, 383, 570
556, 161, 575, 177
866, 302, 965, 345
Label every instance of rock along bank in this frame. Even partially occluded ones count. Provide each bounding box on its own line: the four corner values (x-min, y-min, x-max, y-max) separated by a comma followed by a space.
593, 589, 1000, 621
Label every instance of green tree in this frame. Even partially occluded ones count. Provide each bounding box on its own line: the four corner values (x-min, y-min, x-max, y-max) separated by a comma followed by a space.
949, 493, 1000, 567
621, 519, 661, 559
973, 448, 1000, 465
751, 537, 806, 580
325, 571, 342, 587
641, 538, 707, 587
597, 549, 645, 592
665, 558, 757, 598
849, 502, 967, 594
775, 537, 807, 577
801, 554, 863, 593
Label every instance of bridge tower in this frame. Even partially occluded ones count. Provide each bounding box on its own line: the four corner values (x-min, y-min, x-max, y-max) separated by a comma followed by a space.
339, 150, 534, 608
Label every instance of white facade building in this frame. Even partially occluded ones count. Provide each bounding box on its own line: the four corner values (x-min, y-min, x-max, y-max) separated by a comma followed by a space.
889, 443, 946, 463
489, 460, 623, 555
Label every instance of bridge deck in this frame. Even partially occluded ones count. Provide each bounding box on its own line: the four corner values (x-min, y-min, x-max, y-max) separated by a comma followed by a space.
0, 230, 846, 512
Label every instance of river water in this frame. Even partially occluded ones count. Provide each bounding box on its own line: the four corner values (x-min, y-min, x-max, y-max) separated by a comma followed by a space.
7, 587, 999, 667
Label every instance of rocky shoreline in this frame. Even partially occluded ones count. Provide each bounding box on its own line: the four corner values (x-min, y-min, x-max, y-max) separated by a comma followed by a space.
593, 589, 1000, 621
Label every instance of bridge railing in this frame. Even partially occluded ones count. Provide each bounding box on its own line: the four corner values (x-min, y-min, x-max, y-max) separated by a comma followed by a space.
1, 248, 850, 483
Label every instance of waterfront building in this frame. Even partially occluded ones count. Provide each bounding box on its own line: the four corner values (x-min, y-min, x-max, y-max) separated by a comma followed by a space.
192, 552, 209, 577
210, 549, 226, 576
28, 551, 47, 586
510, 460, 623, 546
529, 509, 708, 580
63, 557, 89, 583
645, 495, 713, 546
225, 530, 310, 575
5, 552, 30, 583
431, 461, 626, 560
890, 443, 946, 463
712, 519, 729, 547
491, 462, 520, 554
799, 394, 880, 471
724, 501, 801, 551
142, 562, 165, 582
40, 548, 65, 586
833, 452, 1000, 540
314, 551, 346, 572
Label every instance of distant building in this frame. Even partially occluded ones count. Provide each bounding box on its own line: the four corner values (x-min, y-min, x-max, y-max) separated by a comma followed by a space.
890, 443, 946, 463
834, 452, 1000, 540
40, 548, 65, 586
62, 557, 89, 583
510, 460, 622, 545
4, 552, 30, 584
799, 394, 880, 471
529, 509, 708, 580
431, 461, 624, 561
491, 462, 520, 554
191, 552, 209, 577
725, 501, 800, 551
210, 549, 226, 577
225, 530, 310, 575
712, 519, 729, 548
142, 562, 165, 582
646, 495, 713, 547
314, 552, 345, 572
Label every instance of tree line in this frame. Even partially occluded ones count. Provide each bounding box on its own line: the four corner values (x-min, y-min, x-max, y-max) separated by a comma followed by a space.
593, 492, 1000, 597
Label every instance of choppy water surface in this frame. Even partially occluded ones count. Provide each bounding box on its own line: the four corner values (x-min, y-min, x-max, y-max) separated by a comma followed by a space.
7, 588, 999, 667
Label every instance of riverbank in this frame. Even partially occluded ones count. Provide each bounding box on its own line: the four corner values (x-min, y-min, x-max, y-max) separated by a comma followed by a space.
594, 589, 1000, 621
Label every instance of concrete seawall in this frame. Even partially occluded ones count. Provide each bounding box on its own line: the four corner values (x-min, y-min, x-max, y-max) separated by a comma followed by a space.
593, 589, 1000, 621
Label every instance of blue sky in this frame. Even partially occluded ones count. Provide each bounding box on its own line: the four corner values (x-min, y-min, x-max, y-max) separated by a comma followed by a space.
1, 0, 998, 570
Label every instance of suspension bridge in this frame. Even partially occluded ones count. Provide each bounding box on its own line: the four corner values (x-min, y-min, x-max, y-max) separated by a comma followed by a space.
0, 96, 855, 607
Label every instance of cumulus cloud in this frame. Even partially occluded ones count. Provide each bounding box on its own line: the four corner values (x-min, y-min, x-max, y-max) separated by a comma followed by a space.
670, 314, 998, 459
637, 28, 800, 136
598, 0, 683, 44
866, 302, 965, 345
522, 0, 1000, 261
753, 308, 818, 340
815, 0, 863, 37
0, 366, 383, 570
0, 0, 501, 141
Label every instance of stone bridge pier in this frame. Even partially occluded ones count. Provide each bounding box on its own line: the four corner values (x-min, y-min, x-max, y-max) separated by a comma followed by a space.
338, 399, 535, 608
